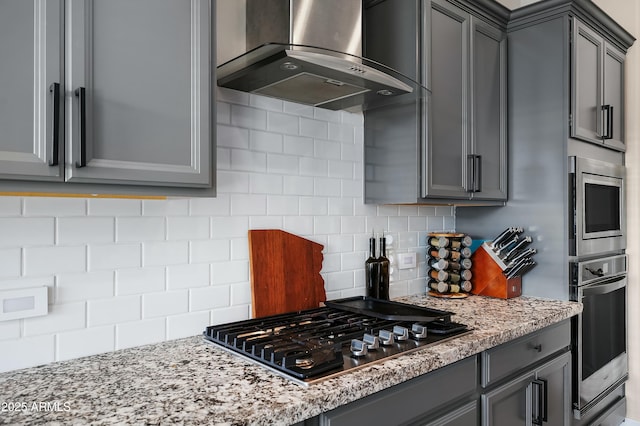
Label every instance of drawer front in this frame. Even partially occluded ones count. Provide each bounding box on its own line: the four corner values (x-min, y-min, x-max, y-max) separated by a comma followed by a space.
321, 356, 478, 426
481, 320, 570, 387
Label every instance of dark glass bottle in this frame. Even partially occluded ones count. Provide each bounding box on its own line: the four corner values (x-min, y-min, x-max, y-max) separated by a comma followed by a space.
377, 235, 390, 300
365, 236, 379, 298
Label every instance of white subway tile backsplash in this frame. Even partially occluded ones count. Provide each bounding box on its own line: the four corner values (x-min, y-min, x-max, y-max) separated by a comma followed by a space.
231, 194, 267, 216
231, 104, 267, 130
58, 217, 115, 245
89, 243, 141, 271
23, 302, 85, 336
88, 199, 141, 216
190, 240, 230, 264
300, 117, 329, 139
314, 139, 341, 160
0, 335, 55, 372
25, 246, 86, 276
266, 196, 299, 216
117, 217, 165, 242
190, 285, 229, 311
0, 197, 21, 216
267, 111, 300, 135
249, 173, 283, 194
283, 135, 314, 156
167, 216, 210, 240
88, 295, 141, 327
190, 196, 231, 216
211, 216, 249, 239
217, 125, 250, 149
143, 290, 189, 319
148, 204, 183, 226
167, 263, 210, 290
231, 149, 267, 172
250, 130, 283, 153
116, 318, 166, 350
143, 241, 189, 267
1, 94, 456, 372
212, 260, 248, 285
24, 197, 86, 217
0, 248, 20, 278
57, 326, 115, 362
0, 320, 20, 340
167, 311, 210, 340
57, 271, 114, 303
0, 218, 54, 248
116, 267, 165, 296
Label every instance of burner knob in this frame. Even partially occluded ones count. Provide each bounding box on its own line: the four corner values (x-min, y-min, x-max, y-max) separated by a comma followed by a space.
411, 324, 429, 339
393, 325, 409, 341
350, 339, 368, 357
378, 329, 395, 346
363, 333, 379, 350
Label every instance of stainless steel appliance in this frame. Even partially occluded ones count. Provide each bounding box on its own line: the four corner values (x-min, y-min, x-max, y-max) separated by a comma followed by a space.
569, 156, 626, 258
203, 296, 469, 386
570, 254, 628, 421
217, 0, 427, 112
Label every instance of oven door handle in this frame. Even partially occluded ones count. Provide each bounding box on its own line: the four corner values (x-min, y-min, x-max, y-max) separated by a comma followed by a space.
581, 275, 626, 297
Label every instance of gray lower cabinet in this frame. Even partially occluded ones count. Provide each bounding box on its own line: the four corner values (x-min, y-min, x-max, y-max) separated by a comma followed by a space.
363, 0, 508, 204
0, 0, 215, 196
572, 18, 626, 151
318, 356, 478, 426
482, 352, 571, 426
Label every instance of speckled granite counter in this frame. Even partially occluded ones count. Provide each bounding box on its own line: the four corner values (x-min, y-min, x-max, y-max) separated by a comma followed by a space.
0, 294, 581, 425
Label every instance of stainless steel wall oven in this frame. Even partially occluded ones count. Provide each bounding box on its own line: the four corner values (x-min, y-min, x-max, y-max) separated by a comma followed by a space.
569, 156, 626, 258
570, 254, 627, 421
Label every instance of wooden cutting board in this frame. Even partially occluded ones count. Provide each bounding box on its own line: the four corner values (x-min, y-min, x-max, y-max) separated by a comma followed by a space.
248, 229, 326, 318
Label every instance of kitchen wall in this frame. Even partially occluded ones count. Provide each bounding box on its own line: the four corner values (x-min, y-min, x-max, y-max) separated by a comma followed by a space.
0, 87, 454, 373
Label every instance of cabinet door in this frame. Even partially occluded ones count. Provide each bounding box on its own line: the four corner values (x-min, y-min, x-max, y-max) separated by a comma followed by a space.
65, 0, 212, 187
470, 17, 507, 200
534, 352, 571, 426
481, 371, 534, 426
571, 19, 604, 145
0, 0, 63, 181
426, 0, 470, 199
602, 42, 625, 151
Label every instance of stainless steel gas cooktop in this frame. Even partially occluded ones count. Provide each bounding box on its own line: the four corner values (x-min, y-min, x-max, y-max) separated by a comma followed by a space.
203, 297, 471, 386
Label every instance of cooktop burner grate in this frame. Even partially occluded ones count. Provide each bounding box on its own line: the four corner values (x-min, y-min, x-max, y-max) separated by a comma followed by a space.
203, 297, 471, 385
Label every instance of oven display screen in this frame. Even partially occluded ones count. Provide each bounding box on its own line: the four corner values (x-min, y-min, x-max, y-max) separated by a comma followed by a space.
584, 183, 621, 233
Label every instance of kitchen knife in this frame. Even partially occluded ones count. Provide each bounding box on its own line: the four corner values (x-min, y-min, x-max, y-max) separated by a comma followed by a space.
503, 256, 529, 276
490, 227, 515, 250
495, 235, 519, 256
507, 248, 537, 267
506, 260, 536, 279
503, 236, 533, 261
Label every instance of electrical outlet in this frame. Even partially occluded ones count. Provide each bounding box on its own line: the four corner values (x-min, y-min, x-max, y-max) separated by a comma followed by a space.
397, 252, 417, 270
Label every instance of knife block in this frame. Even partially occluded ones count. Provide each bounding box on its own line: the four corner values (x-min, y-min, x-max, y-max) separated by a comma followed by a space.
470, 244, 522, 299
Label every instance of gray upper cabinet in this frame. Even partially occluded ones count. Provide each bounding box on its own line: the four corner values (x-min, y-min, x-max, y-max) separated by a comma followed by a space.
363, 0, 508, 205
0, 1, 63, 181
572, 18, 626, 151
0, 0, 215, 196
428, 0, 507, 201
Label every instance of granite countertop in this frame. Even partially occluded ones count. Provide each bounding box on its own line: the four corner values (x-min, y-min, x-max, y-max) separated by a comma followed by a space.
0, 294, 581, 425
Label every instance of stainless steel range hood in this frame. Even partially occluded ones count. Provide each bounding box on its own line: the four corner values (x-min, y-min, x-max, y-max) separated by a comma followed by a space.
217, 0, 426, 112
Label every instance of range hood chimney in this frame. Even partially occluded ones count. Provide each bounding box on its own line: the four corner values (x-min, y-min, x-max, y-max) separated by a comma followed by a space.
217, 0, 427, 112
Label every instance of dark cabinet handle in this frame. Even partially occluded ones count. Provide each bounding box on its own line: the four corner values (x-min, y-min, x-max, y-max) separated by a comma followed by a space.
467, 155, 482, 192
532, 378, 548, 425
75, 87, 87, 168
49, 83, 60, 166
601, 104, 613, 140
606, 105, 614, 140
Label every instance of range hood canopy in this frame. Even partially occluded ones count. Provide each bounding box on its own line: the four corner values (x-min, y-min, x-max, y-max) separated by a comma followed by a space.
217, 0, 429, 113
